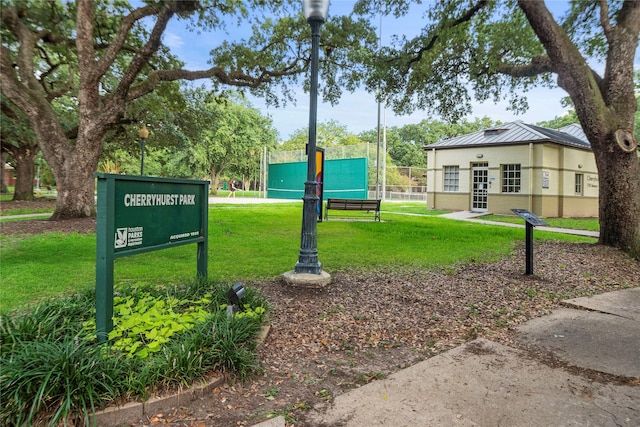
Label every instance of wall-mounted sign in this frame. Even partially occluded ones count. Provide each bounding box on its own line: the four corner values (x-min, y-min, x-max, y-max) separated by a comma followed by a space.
542, 170, 550, 189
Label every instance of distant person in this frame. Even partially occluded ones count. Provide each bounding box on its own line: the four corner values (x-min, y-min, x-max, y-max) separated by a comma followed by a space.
228, 180, 237, 198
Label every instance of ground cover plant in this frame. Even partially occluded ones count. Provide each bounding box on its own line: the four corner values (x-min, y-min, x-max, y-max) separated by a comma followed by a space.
0, 279, 267, 425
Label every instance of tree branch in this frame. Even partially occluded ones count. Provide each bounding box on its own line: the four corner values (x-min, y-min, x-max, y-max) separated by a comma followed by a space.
126, 59, 306, 101
95, 3, 164, 81
598, 0, 613, 43
403, 0, 489, 72
497, 55, 554, 77
115, 2, 197, 99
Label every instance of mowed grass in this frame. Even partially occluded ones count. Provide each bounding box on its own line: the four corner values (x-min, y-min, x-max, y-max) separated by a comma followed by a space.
0, 202, 593, 313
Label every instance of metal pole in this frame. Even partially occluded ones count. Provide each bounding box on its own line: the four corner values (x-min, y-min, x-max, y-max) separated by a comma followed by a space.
295, 18, 323, 274
525, 222, 534, 275
140, 138, 145, 175
376, 101, 381, 200
139, 125, 149, 176
263, 144, 268, 198
374, 10, 382, 200
382, 103, 387, 200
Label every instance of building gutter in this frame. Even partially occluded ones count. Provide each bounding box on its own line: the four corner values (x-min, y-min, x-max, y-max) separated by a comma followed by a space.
528, 142, 534, 212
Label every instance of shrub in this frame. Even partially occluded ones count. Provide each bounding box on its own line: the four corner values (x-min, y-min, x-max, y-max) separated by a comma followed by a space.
0, 279, 267, 425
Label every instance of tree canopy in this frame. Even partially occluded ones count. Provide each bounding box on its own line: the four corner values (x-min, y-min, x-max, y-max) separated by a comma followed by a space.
350, 0, 639, 257
0, 0, 377, 218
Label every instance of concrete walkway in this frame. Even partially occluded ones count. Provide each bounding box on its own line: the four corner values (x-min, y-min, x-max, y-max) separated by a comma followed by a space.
303, 288, 640, 426
439, 210, 600, 238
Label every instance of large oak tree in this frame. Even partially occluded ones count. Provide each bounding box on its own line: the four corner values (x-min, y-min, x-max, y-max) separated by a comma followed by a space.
1, 96, 38, 200
1, 0, 376, 219
353, 0, 640, 257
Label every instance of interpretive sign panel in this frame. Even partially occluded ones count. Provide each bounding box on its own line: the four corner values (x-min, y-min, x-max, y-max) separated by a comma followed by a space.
95, 173, 209, 341
511, 208, 547, 275
511, 208, 548, 227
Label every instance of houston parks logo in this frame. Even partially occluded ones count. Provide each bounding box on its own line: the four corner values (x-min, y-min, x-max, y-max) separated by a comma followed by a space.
114, 226, 143, 249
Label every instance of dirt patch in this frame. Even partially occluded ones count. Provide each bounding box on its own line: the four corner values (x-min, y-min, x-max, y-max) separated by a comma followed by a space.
1, 199, 95, 235
2, 200, 638, 426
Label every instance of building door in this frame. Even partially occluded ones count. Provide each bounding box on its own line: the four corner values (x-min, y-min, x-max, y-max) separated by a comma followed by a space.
471, 162, 488, 212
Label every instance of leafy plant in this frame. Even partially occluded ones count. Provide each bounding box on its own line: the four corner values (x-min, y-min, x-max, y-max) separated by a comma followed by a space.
0, 280, 267, 425
82, 291, 213, 359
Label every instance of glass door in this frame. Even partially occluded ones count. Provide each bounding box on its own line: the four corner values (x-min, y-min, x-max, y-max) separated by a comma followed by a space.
471, 163, 488, 212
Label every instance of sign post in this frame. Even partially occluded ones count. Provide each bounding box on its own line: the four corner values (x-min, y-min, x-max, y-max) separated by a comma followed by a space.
95, 173, 209, 342
511, 208, 548, 275
316, 147, 325, 222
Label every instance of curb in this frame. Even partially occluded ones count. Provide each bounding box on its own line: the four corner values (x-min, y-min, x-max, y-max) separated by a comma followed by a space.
90, 324, 271, 426
90, 375, 225, 427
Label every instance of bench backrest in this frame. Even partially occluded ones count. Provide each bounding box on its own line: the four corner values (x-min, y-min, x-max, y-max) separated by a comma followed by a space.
326, 198, 380, 210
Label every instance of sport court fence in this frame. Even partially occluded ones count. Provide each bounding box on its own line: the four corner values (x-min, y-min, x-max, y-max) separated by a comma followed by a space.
269, 143, 427, 201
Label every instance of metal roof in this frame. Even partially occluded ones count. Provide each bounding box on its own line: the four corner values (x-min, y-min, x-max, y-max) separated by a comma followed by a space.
427, 120, 591, 150
557, 123, 588, 142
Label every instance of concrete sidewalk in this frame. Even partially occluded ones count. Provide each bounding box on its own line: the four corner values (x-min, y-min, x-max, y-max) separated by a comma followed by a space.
439, 210, 600, 238
302, 287, 640, 426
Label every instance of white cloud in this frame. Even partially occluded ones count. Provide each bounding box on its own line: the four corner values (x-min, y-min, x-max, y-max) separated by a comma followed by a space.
163, 32, 184, 49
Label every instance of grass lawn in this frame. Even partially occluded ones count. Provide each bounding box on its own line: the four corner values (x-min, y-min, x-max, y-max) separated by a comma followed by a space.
0, 202, 594, 313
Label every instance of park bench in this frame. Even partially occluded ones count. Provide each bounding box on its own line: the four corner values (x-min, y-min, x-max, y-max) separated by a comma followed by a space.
324, 198, 381, 222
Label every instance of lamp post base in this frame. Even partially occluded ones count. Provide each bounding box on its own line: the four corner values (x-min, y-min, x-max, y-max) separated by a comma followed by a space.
294, 260, 323, 274
281, 269, 332, 289
295, 180, 322, 274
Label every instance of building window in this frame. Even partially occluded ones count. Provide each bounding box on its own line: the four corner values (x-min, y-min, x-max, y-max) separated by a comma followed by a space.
443, 166, 459, 191
501, 164, 521, 193
575, 173, 583, 196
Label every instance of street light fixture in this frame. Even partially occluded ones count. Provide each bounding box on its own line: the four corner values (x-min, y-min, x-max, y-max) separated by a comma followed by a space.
139, 124, 149, 175
294, 0, 329, 275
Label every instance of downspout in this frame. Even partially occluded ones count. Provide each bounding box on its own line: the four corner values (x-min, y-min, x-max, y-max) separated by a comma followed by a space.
558, 146, 564, 217
528, 143, 533, 212
431, 147, 437, 209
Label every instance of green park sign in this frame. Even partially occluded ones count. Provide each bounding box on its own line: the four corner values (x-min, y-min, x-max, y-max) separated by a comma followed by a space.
95, 173, 209, 341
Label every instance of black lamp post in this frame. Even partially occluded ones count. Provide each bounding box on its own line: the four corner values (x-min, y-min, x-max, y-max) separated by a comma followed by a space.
295, 0, 329, 275
139, 124, 149, 175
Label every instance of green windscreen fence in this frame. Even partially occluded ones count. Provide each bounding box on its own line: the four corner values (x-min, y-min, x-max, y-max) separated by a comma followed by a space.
268, 157, 367, 200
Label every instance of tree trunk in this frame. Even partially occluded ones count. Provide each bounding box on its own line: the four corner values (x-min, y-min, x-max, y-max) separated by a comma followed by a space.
48, 131, 104, 219
0, 152, 8, 194
209, 168, 222, 196
8, 144, 37, 201
591, 132, 640, 257
517, 0, 640, 258
51, 162, 97, 219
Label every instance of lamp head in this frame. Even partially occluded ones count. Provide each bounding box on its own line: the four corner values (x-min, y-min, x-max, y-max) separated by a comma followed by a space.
303, 0, 329, 22
226, 282, 246, 306
138, 125, 149, 139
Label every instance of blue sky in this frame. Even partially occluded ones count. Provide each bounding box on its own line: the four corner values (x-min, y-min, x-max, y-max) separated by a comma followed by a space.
159, 1, 603, 141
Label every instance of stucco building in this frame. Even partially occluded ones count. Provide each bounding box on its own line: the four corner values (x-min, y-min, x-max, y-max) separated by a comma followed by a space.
425, 121, 598, 217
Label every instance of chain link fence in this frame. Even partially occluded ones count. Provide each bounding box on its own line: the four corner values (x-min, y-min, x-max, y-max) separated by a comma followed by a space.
269, 144, 427, 201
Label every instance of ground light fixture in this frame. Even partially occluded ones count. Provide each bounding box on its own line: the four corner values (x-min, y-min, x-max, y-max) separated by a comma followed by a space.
226, 282, 246, 318
226, 282, 246, 305
139, 124, 149, 175
294, 0, 329, 275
